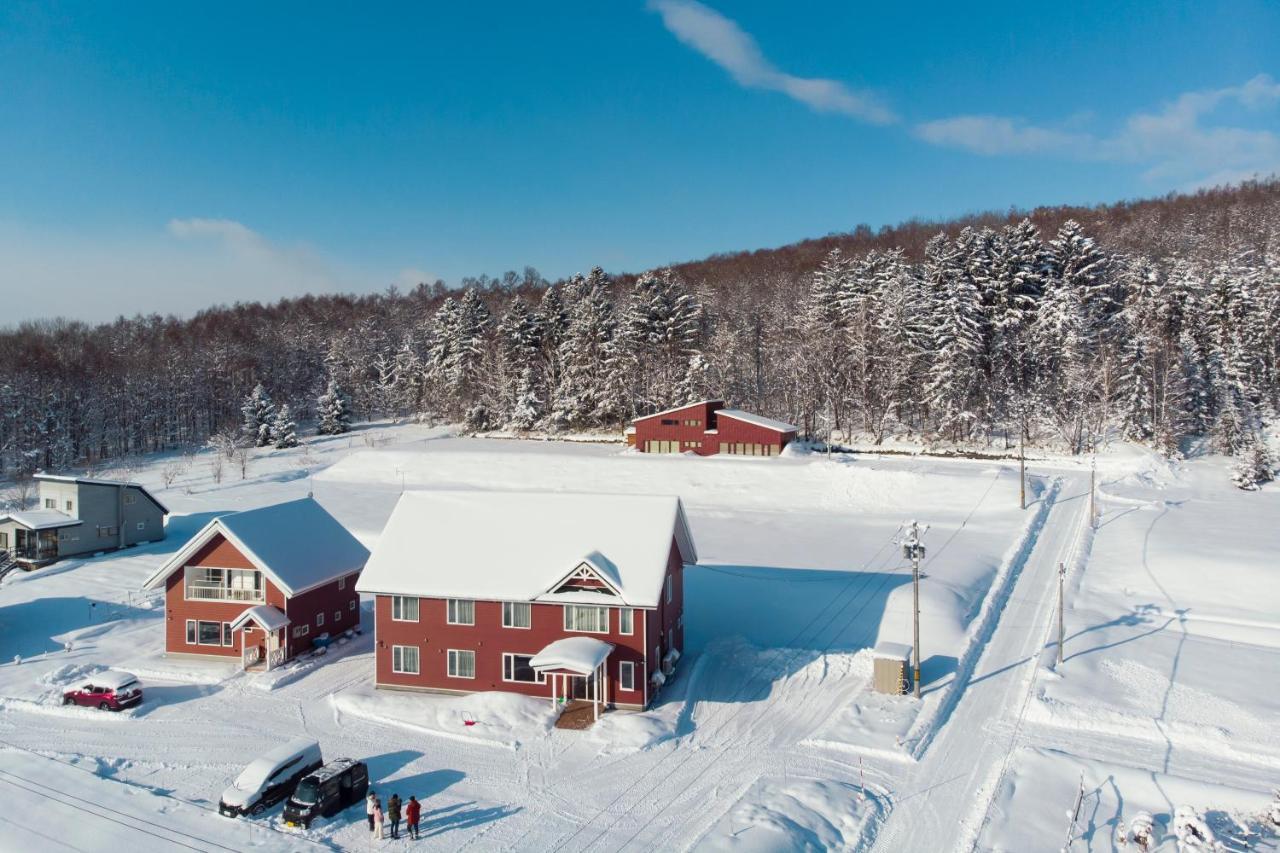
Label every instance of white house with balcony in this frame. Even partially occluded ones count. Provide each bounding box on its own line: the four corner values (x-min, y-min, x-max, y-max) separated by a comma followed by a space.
141, 497, 368, 670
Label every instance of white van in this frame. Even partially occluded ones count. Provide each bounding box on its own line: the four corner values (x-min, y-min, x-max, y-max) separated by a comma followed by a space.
219, 737, 322, 817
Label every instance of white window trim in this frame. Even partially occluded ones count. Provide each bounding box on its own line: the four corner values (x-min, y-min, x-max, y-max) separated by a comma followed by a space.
619, 661, 635, 691
391, 644, 420, 675
446, 599, 475, 626
187, 619, 227, 647
338, 577, 345, 590
447, 649, 476, 679
619, 608, 634, 636
334, 610, 342, 622
502, 601, 531, 629
391, 595, 419, 622
563, 605, 610, 634
349, 600, 357, 611
501, 652, 546, 684
316, 612, 325, 628
292, 624, 310, 638
185, 619, 195, 645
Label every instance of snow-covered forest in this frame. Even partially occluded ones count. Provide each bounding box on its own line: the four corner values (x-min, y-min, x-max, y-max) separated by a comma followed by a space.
1, 180, 1277, 486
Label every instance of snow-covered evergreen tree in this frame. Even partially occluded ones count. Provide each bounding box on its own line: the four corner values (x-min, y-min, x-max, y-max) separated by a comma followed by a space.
623, 267, 705, 411
1232, 430, 1274, 490
241, 384, 277, 447
270, 404, 299, 448
316, 379, 353, 435
923, 232, 985, 441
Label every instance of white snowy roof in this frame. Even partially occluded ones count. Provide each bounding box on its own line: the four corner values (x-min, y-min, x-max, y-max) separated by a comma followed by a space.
356, 490, 698, 608
142, 497, 368, 596
530, 637, 614, 675
35, 473, 170, 514
229, 605, 290, 632
632, 399, 724, 423
716, 409, 798, 434
873, 642, 913, 662
0, 509, 83, 530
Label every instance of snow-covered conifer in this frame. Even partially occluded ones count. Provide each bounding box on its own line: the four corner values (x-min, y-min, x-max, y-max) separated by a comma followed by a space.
270, 404, 299, 448
316, 380, 353, 435
241, 384, 277, 447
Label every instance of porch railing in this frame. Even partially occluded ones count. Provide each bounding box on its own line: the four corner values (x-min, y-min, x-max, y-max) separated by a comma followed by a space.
184, 582, 264, 602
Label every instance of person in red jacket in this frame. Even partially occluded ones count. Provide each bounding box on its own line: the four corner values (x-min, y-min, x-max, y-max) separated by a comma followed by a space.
405, 795, 421, 840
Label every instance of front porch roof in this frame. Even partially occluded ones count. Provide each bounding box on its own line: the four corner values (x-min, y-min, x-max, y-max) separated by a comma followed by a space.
529, 637, 614, 676
228, 604, 290, 633
0, 509, 83, 531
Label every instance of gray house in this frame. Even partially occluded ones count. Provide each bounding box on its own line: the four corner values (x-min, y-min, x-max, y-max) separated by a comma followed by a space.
0, 474, 168, 568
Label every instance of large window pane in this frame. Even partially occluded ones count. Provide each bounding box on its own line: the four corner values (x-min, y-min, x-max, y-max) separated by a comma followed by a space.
447, 599, 475, 625
502, 602, 531, 628
448, 649, 475, 678
392, 595, 419, 621
564, 605, 609, 633
198, 621, 221, 645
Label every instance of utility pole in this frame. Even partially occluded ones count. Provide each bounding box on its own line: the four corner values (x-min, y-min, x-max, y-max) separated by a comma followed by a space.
903, 521, 927, 699
1089, 455, 1097, 528
1057, 562, 1066, 665
1019, 431, 1026, 510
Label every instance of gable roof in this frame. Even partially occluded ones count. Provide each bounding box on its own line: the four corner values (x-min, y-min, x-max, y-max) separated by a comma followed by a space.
142, 497, 368, 596
35, 473, 170, 515
715, 409, 798, 434
631, 399, 724, 424
355, 490, 697, 608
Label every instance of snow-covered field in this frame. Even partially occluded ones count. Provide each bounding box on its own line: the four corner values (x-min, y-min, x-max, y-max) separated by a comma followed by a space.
1, 423, 1277, 851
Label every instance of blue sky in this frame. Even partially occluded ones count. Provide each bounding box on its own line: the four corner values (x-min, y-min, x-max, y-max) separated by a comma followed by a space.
1, 0, 1277, 323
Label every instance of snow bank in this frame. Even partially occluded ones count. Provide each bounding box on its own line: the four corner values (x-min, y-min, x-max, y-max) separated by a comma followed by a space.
692, 776, 883, 852
330, 684, 555, 749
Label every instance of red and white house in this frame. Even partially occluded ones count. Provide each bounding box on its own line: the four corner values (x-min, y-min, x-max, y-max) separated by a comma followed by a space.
355, 490, 697, 716
142, 498, 369, 670
629, 399, 798, 457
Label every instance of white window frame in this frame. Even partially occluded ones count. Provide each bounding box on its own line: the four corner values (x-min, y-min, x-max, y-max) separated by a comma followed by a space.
447, 649, 475, 679
190, 619, 225, 647
446, 599, 475, 626
338, 576, 345, 590
222, 622, 233, 647
501, 652, 545, 684
316, 612, 325, 628
563, 605, 610, 634
619, 661, 635, 691
619, 608, 634, 635
502, 601, 531, 629
391, 595, 419, 622
392, 645, 420, 675
349, 599, 357, 611
334, 609, 342, 622
185, 619, 196, 644
292, 624, 310, 638
136, 521, 145, 531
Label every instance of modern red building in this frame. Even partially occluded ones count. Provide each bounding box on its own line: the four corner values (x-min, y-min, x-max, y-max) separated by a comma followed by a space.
356, 491, 697, 715
629, 399, 798, 457
142, 498, 369, 671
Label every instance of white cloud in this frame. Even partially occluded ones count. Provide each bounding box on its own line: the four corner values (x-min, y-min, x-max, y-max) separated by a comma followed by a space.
915, 116, 1087, 155
649, 0, 896, 124
915, 74, 1280, 187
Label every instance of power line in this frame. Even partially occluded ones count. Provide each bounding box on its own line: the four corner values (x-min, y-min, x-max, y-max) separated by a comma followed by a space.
547, 522, 908, 852
598, 470, 1009, 852
0, 738, 331, 851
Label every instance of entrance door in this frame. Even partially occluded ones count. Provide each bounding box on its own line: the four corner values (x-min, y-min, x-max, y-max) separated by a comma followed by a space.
568, 674, 596, 701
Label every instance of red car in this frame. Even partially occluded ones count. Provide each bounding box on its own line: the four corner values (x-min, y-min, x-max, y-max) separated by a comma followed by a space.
62, 670, 143, 711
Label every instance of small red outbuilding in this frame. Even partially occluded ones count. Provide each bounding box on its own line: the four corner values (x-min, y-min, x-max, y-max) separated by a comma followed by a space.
630, 400, 797, 457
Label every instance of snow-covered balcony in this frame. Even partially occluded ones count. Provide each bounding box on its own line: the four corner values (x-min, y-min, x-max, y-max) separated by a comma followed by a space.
183, 567, 265, 602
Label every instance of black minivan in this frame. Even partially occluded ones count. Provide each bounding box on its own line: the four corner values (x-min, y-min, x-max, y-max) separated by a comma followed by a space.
282, 758, 370, 828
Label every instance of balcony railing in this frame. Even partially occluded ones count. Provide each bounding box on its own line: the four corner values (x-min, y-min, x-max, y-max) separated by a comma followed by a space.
184, 582, 264, 602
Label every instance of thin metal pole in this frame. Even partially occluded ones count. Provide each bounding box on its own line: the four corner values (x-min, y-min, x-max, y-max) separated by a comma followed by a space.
1057, 562, 1066, 666
1089, 456, 1096, 527
1019, 433, 1026, 510
912, 523, 922, 699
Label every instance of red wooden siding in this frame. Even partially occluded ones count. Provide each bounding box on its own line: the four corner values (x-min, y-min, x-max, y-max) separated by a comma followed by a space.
162, 532, 361, 662
372, 538, 687, 709
632, 401, 795, 456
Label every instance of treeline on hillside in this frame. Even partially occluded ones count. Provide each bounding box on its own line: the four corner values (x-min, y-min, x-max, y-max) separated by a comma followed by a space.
1, 180, 1277, 489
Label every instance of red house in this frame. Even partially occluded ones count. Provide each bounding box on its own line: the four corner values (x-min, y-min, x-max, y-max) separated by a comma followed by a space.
356, 491, 697, 717
142, 498, 369, 671
629, 399, 798, 457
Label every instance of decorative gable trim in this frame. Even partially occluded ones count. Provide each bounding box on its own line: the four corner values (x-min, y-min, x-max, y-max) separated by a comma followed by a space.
546, 555, 625, 600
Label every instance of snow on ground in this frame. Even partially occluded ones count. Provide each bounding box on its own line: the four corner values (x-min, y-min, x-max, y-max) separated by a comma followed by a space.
0, 422, 1042, 850
976, 747, 1279, 852
4, 423, 1273, 851
1028, 454, 1280, 767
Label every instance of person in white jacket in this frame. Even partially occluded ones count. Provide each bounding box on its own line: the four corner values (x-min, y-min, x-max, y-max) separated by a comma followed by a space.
366, 790, 377, 832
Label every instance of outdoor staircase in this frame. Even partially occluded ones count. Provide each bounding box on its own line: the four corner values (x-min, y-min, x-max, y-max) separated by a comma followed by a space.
0, 549, 18, 582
